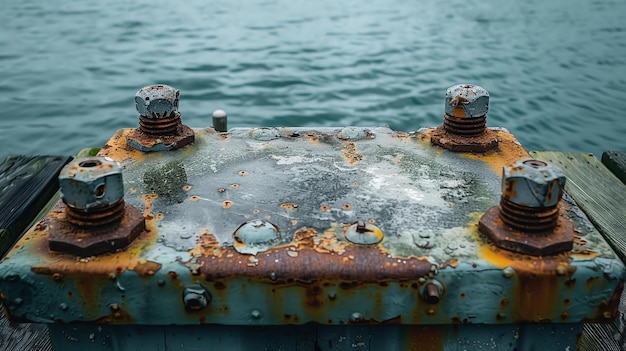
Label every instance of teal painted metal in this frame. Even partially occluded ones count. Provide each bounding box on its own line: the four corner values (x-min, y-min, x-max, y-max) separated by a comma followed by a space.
46, 323, 581, 351
0, 125, 624, 350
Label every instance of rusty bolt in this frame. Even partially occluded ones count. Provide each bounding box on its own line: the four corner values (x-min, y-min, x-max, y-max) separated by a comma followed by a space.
59, 157, 124, 212
135, 84, 179, 118
444, 84, 489, 119
502, 159, 565, 208
183, 283, 212, 311
430, 84, 497, 152
479, 158, 574, 255
421, 280, 443, 304
127, 84, 195, 152
212, 109, 228, 132
48, 157, 145, 256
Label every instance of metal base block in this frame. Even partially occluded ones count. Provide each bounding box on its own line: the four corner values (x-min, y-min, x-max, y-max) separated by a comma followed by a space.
48, 323, 582, 351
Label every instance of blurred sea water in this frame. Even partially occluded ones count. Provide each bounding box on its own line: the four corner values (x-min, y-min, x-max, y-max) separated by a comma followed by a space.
0, 0, 625, 159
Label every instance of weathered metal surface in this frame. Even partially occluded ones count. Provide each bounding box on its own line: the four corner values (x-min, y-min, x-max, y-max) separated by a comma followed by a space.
0, 126, 623, 335
126, 84, 195, 152
430, 84, 498, 152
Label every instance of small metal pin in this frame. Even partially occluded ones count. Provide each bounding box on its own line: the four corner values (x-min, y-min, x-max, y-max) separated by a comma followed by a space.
212, 109, 228, 132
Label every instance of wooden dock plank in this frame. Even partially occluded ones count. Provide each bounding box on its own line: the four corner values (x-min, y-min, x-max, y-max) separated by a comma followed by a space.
0, 155, 72, 258
0, 308, 53, 351
531, 151, 626, 351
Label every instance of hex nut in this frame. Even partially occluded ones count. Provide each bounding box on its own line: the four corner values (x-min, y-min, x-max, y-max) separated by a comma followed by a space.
135, 84, 179, 118
48, 199, 145, 256
479, 206, 574, 256
183, 283, 212, 311
444, 84, 489, 118
59, 157, 123, 211
502, 159, 565, 208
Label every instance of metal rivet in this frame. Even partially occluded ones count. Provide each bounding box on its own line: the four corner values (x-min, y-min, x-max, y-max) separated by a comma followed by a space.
59, 303, 68, 311
502, 266, 515, 278
233, 220, 280, 255
250, 127, 280, 141
350, 312, 363, 322
157, 279, 165, 286
251, 310, 261, 319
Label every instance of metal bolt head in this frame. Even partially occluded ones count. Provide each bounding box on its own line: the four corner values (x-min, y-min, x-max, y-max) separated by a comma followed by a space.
135, 84, 180, 118
445, 84, 489, 118
502, 159, 566, 208
59, 157, 124, 211
344, 221, 384, 245
183, 283, 211, 311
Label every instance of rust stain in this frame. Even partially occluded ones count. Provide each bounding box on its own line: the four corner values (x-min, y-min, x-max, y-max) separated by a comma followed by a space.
479, 241, 577, 322
586, 276, 600, 291
452, 106, 466, 118
195, 244, 432, 283
459, 129, 530, 174
404, 325, 445, 351
341, 141, 363, 165
97, 129, 150, 162
131, 260, 162, 276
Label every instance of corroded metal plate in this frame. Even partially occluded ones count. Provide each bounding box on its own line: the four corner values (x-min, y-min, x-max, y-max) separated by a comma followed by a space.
0, 126, 623, 326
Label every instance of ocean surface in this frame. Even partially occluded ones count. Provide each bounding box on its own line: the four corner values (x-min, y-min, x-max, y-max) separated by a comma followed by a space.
1, 0, 625, 160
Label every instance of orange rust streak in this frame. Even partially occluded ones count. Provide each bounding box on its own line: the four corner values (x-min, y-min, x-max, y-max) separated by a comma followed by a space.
26, 208, 159, 277
341, 141, 363, 165
195, 244, 432, 282
460, 129, 530, 174
96, 129, 151, 162
479, 243, 573, 322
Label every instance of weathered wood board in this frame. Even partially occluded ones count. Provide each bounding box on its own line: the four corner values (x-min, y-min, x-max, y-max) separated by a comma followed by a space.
0, 156, 72, 258
531, 151, 626, 351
